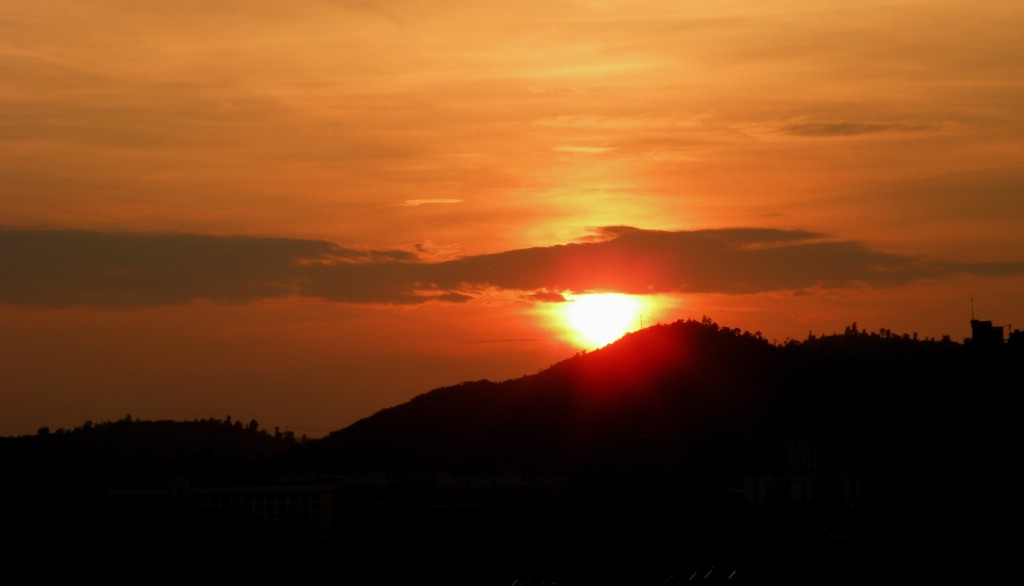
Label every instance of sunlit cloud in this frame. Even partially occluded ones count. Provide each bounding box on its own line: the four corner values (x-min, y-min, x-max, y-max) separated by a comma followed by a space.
553, 145, 616, 154
398, 199, 464, 207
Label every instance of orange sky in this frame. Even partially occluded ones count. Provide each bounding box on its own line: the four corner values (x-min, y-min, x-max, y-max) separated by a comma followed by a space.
3, 0, 1023, 437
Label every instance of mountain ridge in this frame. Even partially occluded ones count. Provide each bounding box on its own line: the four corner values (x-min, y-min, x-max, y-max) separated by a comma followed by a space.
293, 317, 999, 479
3, 317, 1016, 582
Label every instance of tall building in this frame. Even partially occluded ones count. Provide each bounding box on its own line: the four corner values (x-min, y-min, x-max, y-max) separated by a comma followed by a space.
970, 319, 1004, 350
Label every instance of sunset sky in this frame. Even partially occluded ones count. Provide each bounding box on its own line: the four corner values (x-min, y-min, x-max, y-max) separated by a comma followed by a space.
3, 0, 1023, 437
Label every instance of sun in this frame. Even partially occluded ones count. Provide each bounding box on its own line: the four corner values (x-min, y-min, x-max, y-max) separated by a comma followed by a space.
562, 293, 642, 348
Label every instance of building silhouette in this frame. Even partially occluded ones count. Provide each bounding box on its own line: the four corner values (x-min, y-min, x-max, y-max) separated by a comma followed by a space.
970, 319, 1004, 350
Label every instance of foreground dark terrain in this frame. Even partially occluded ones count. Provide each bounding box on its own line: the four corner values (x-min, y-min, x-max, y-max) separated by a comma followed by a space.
4, 319, 1019, 583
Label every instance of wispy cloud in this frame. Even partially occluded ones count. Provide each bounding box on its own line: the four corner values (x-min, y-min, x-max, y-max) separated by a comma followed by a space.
553, 145, 616, 154
397, 199, 464, 207
773, 120, 940, 138
3, 227, 1022, 309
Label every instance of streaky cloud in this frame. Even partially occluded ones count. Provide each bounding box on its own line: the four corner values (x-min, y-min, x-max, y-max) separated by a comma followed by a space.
0, 229, 408, 307
528, 291, 569, 303
397, 199, 464, 207
777, 120, 939, 137
2, 227, 1021, 309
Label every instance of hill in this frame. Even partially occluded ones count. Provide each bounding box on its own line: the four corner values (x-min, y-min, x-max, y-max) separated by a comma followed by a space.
281, 318, 1016, 582
299, 318, 1000, 478
301, 319, 780, 474
3, 318, 1017, 582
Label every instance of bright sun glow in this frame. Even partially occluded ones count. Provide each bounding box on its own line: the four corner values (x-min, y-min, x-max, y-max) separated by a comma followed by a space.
563, 293, 642, 348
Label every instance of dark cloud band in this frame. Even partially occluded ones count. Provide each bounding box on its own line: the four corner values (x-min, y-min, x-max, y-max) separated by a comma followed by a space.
2, 227, 1020, 308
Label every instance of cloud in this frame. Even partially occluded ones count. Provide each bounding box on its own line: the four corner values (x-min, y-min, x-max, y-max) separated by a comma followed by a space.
774, 120, 940, 137
397, 199, 464, 207
3, 227, 1022, 309
0, 230, 412, 307
526, 291, 569, 303
553, 145, 616, 154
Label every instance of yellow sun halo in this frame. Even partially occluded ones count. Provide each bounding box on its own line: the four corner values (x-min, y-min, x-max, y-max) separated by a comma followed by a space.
563, 293, 642, 348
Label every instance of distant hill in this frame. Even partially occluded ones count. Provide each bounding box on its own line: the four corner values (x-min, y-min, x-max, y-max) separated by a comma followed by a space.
280, 318, 1016, 582
2, 417, 294, 484
295, 317, 1006, 478
3, 318, 1017, 582
298, 319, 779, 474
7, 318, 1012, 479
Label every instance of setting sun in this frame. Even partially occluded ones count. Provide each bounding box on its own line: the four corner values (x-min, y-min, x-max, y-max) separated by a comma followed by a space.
563, 293, 642, 348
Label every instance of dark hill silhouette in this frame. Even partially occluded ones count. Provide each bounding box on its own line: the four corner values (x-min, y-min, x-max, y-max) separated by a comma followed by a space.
1, 417, 297, 573
2, 417, 293, 486
279, 318, 1015, 583
300, 319, 781, 475
3, 318, 1016, 582
295, 318, 1001, 479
